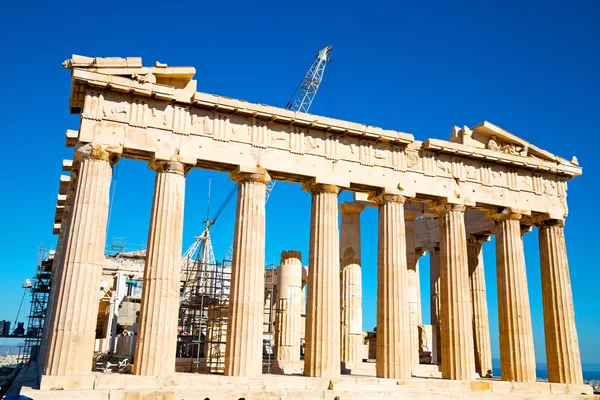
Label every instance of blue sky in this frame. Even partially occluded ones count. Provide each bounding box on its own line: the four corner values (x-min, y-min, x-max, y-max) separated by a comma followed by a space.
1, 0, 599, 367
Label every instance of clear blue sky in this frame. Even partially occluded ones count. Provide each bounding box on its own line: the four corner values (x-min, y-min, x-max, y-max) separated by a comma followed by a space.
1, 0, 599, 367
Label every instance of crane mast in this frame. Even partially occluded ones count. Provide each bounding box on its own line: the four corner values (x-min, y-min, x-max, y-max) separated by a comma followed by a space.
285, 46, 333, 114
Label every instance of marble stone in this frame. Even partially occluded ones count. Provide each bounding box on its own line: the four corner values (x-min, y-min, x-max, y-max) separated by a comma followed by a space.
224, 167, 271, 377
303, 181, 341, 378
134, 160, 186, 377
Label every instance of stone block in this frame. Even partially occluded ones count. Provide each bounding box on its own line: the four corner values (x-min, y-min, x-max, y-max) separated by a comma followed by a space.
489, 380, 513, 392
217, 375, 250, 389
187, 373, 219, 389
94, 373, 126, 390
252, 375, 307, 390
305, 377, 339, 390
123, 375, 158, 390
123, 390, 175, 400
40, 375, 96, 390
470, 381, 492, 392
567, 383, 594, 395
402, 378, 429, 391
156, 374, 190, 389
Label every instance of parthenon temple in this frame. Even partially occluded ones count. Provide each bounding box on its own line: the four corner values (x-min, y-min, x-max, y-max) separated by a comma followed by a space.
23, 55, 595, 399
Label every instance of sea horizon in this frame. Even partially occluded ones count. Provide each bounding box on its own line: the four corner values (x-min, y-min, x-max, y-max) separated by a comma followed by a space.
491, 359, 600, 381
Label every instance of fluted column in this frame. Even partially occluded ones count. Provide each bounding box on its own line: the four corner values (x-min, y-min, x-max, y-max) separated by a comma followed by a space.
43, 144, 114, 376
274, 250, 303, 363
339, 202, 364, 366
225, 167, 270, 377
467, 235, 493, 378
538, 219, 583, 384
40, 170, 78, 367
373, 192, 411, 379
304, 181, 340, 378
405, 216, 421, 369
490, 209, 536, 382
429, 246, 441, 365
434, 203, 476, 381
133, 160, 186, 376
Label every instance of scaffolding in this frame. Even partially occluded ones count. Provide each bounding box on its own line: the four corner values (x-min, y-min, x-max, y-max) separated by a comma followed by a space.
177, 253, 231, 373
18, 247, 52, 364
176, 256, 277, 374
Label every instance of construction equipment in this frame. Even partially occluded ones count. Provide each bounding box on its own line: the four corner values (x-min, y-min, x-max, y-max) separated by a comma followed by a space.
285, 46, 333, 113
179, 181, 237, 302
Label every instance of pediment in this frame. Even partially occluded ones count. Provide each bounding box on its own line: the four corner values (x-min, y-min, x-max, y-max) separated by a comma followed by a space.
449, 121, 578, 166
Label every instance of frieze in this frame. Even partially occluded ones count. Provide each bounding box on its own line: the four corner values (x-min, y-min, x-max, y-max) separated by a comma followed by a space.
391, 146, 406, 172
405, 149, 421, 171
102, 101, 129, 121
463, 159, 479, 182
86, 90, 574, 207
213, 113, 230, 142
422, 151, 435, 177
82, 91, 104, 121
251, 119, 268, 148
359, 140, 373, 166
172, 105, 190, 135
507, 168, 518, 189
129, 99, 148, 128
269, 126, 288, 147
325, 133, 338, 160
373, 147, 390, 167
290, 127, 305, 155
304, 135, 320, 153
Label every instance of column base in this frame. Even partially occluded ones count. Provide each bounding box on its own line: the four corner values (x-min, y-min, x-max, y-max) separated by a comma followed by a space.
270, 360, 305, 375
23, 372, 595, 400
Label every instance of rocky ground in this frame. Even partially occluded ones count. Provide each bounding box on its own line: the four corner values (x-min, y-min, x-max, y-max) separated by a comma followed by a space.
585, 379, 600, 394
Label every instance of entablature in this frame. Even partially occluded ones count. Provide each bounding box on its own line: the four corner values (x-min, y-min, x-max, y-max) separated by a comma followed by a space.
62, 55, 582, 220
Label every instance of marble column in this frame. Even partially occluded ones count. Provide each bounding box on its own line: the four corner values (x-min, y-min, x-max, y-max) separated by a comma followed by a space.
133, 160, 186, 376
304, 181, 341, 378
491, 210, 536, 382
339, 202, 364, 366
538, 219, 583, 384
429, 246, 441, 365
434, 203, 476, 381
43, 144, 114, 376
373, 192, 411, 379
40, 172, 77, 368
466, 235, 493, 378
225, 167, 270, 377
274, 250, 303, 363
405, 216, 421, 368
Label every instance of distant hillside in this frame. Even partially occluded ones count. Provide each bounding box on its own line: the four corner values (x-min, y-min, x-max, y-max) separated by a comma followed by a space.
0, 343, 22, 356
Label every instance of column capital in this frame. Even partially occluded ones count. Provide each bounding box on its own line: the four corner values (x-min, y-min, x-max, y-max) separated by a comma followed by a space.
280, 250, 302, 265
467, 234, 491, 246
231, 166, 271, 184
150, 159, 186, 176
431, 202, 467, 214
74, 143, 119, 164
485, 207, 531, 221
369, 191, 406, 206
339, 201, 365, 214
536, 218, 565, 228
302, 178, 339, 195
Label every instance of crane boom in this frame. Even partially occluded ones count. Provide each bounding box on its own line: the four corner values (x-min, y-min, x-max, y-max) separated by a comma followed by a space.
285, 46, 333, 114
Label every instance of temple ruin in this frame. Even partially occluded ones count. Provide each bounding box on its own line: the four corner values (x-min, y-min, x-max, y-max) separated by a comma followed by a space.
22, 55, 595, 399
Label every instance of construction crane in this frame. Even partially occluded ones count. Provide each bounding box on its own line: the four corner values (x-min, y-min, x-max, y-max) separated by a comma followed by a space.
285, 46, 333, 113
